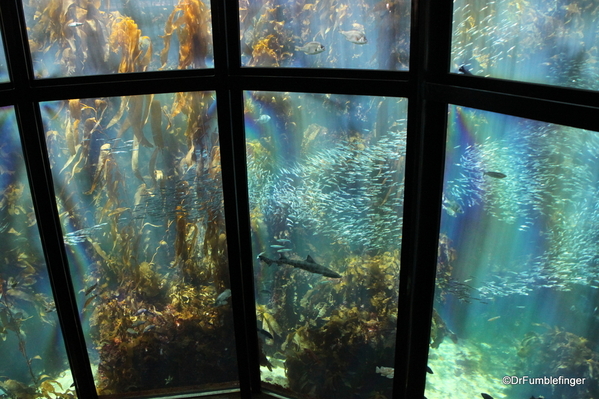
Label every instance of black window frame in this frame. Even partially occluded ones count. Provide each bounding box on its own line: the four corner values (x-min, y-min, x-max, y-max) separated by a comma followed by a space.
1, 0, 599, 398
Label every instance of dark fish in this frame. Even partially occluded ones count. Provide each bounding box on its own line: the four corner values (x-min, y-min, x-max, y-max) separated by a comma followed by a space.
215, 289, 231, 307
131, 320, 146, 327
257, 327, 274, 339
259, 253, 342, 278
484, 171, 507, 179
481, 394, 493, 399
82, 282, 98, 296
82, 294, 97, 311
426, 366, 433, 374
459, 65, 473, 75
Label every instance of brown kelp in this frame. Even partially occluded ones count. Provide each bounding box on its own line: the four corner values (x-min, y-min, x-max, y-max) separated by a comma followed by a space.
0, 113, 76, 397
517, 325, 599, 398
261, 251, 400, 398
23, 0, 214, 77
41, 90, 234, 395
239, 0, 411, 69
161, 0, 212, 69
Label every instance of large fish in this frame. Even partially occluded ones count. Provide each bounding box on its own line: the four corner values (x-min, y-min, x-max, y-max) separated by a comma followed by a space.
340, 30, 368, 44
258, 253, 341, 278
295, 41, 325, 55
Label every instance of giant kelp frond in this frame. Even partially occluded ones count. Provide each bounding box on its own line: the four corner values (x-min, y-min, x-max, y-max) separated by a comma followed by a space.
161, 0, 212, 69
109, 16, 152, 73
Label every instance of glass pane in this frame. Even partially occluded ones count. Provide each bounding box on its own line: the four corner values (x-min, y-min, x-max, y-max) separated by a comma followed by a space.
0, 33, 8, 82
245, 91, 406, 398
23, 0, 213, 79
239, 0, 411, 70
0, 107, 77, 397
426, 105, 599, 399
452, 0, 599, 89
40, 92, 238, 397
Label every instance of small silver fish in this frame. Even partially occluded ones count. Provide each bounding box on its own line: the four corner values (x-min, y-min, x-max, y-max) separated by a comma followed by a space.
215, 288, 231, 307
254, 114, 271, 124
131, 319, 146, 327
295, 42, 325, 55
143, 324, 156, 333
340, 30, 367, 44
376, 366, 394, 379
67, 22, 84, 27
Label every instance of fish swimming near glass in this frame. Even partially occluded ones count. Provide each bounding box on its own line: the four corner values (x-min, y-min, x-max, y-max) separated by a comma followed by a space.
340, 30, 368, 44
258, 253, 342, 278
375, 366, 394, 378
295, 42, 325, 55
215, 289, 232, 307
459, 65, 473, 75
484, 171, 507, 179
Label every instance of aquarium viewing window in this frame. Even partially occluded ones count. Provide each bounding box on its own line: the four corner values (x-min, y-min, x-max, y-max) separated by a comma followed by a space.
1, 0, 599, 399
245, 91, 406, 397
238, 0, 411, 70
22, 0, 214, 78
426, 105, 599, 399
0, 32, 8, 82
451, 0, 599, 89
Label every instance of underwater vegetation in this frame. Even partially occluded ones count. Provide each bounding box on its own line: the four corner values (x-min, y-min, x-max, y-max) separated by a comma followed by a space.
265, 251, 400, 398
424, 105, 599, 399
244, 92, 406, 397
517, 325, 599, 398
40, 91, 236, 395
23, 0, 213, 78
239, 0, 411, 69
453, 0, 599, 89
0, 108, 76, 398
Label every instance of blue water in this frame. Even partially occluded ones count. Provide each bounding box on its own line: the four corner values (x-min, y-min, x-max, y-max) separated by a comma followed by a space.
452, 0, 599, 90
427, 105, 599, 399
0, 107, 74, 396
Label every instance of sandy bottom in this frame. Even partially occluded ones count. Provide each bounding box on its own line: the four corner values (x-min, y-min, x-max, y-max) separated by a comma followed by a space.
258, 339, 514, 399
425, 339, 509, 399
260, 356, 289, 388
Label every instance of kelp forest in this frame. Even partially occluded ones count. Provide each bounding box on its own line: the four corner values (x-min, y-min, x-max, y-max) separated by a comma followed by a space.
23, 0, 213, 78
38, 89, 237, 398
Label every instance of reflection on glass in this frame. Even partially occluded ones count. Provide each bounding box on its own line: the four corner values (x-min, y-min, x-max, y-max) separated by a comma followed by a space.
239, 0, 410, 70
0, 33, 8, 82
40, 92, 238, 396
23, 0, 213, 78
452, 0, 599, 89
245, 91, 406, 397
0, 107, 76, 397
426, 105, 599, 399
